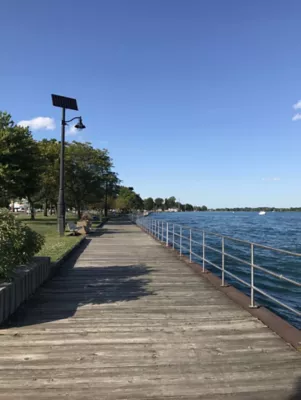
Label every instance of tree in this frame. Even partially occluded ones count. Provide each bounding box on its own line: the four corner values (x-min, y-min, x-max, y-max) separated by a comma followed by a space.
37, 139, 60, 216
65, 142, 114, 219
144, 197, 154, 211
102, 172, 119, 215
116, 186, 143, 212
164, 198, 169, 210
0, 112, 42, 219
184, 204, 194, 211
133, 193, 144, 210
154, 198, 164, 209
168, 196, 176, 208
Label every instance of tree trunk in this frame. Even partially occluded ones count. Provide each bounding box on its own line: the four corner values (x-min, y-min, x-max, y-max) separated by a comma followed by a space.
77, 204, 81, 220
28, 199, 35, 220
43, 200, 48, 217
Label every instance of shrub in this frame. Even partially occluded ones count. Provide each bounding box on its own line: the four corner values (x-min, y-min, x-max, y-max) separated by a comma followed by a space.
0, 208, 45, 279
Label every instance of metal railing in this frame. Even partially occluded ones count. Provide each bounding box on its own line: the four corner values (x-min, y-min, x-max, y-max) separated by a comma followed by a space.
131, 215, 301, 318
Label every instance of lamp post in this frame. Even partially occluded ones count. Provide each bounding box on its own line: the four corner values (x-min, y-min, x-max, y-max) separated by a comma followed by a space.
104, 180, 108, 217
51, 94, 86, 236
103, 173, 112, 217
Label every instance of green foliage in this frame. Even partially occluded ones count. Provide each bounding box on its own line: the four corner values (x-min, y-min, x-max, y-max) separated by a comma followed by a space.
0, 112, 41, 210
0, 111, 121, 219
116, 186, 143, 211
167, 196, 176, 208
144, 197, 154, 211
65, 142, 117, 217
0, 209, 44, 279
154, 198, 164, 209
184, 204, 194, 211
143, 195, 207, 212
37, 139, 60, 208
194, 205, 208, 211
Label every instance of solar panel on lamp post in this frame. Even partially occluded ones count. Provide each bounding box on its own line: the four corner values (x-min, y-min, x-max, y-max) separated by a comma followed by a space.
51, 94, 86, 236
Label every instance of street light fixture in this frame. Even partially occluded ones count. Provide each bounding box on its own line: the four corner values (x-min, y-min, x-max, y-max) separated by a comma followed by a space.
51, 94, 86, 236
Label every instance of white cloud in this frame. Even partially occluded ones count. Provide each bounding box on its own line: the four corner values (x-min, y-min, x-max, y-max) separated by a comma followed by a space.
17, 117, 56, 130
66, 124, 78, 136
293, 100, 301, 110
292, 113, 301, 121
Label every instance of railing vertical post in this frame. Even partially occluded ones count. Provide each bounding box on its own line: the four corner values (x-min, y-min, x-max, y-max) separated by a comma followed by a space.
172, 224, 175, 249
166, 222, 169, 247
160, 221, 162, 241
162, 221, 164, 242
202, 231, 205, 272
189, 229, 192, 263
221, 237, 226, 286
180, 226, 182, 256
249, 243, 257, 308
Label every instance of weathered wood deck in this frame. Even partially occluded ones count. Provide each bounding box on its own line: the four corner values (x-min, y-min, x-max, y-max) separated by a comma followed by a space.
0, 218, 300, 399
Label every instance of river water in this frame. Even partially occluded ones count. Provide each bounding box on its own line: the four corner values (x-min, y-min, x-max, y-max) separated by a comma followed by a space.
145, 212, 301, 329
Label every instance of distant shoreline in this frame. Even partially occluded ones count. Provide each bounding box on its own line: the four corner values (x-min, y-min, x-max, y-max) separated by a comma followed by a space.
151, 209, 301, 212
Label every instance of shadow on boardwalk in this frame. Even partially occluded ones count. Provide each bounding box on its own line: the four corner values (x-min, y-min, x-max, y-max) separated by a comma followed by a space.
2, 237, 155, 329
288, 376, 301, 400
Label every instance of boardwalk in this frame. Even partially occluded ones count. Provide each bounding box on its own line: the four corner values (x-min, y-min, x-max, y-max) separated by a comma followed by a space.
0, 218, 300, 399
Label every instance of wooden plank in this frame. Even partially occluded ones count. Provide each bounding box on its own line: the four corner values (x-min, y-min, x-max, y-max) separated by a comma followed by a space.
0, 217, 300, 399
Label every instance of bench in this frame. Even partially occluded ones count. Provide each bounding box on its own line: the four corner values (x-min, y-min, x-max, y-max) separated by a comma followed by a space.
66, 222, 81, 235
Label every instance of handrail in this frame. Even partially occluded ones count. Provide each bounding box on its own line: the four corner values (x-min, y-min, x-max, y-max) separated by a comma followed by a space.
131, 214, 301, 320
157, 220, 301, 257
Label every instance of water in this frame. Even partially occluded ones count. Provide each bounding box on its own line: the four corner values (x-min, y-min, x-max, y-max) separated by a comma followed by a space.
145, 212, 301, 329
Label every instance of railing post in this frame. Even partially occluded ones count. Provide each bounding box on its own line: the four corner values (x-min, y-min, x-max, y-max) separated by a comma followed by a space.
172, 224, 175, 249
221, 237, 226, 286
161, 221, 164, 242
202, 231, 205, 272
249, 243, 257, 308
166, 222, 169, 247
180, 226, 182, 256
189, 229, 192, 263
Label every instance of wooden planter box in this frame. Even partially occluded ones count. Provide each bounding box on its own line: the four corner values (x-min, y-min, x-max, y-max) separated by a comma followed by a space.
0, 257, 50, 325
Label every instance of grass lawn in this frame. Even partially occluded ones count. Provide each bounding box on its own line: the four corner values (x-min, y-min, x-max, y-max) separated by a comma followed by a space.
16, 213, 83, 262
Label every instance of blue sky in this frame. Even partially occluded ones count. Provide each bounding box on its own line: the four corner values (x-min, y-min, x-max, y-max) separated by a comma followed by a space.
1, 0, 301, 208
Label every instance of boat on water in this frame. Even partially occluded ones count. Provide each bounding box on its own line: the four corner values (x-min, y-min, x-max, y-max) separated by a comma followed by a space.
259, 211, 266, 215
